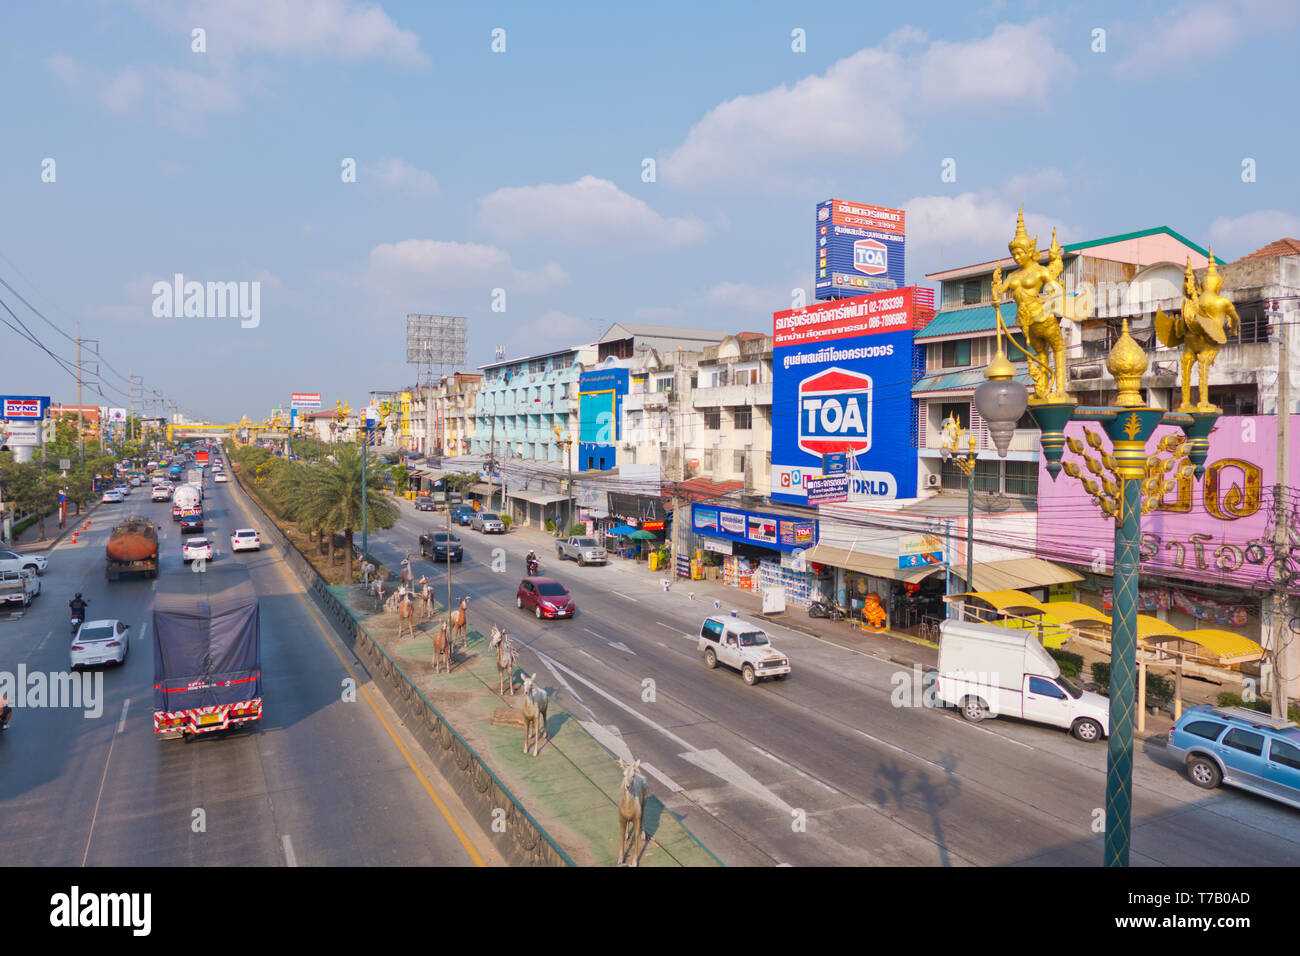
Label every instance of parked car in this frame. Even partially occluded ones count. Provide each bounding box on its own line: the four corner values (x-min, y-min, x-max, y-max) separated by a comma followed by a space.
0, 549, 47, 575
471, 512, 505, 534
71, 619, 130, 669
1167, 705, 1300, 809
557, 536, 607, 566
450, 504, 477, 526
935, 620, 1109, 741
182, 537, 213, 563
420, 532, 463, 562
415, 496, 436, 512
516, 577, 574, 619
698, 616, 791, 686
230, 529, 261, 552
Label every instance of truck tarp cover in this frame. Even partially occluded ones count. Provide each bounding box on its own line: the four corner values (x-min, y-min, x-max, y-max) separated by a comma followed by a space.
152, 567, 260, 713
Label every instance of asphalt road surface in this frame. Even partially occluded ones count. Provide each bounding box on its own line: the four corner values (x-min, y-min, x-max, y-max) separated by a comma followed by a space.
373, 500, 1300, 867
0, 467, 499, 867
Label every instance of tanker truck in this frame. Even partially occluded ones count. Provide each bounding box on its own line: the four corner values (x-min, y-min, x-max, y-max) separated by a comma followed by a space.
172, 483, 201, 521
106, 516, 159, 581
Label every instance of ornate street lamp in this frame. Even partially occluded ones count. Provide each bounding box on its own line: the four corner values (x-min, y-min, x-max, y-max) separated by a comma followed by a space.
976, 209, 1227, 867
939, 413, 979, 603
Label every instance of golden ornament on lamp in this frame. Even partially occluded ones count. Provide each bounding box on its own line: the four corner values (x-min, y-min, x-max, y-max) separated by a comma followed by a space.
990, 207, 1069, 402
1155, 252, 1241, 412
1107, 317, 1150, 407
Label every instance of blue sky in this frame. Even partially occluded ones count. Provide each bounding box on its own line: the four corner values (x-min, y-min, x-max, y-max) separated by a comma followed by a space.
1, 0, 1297, 422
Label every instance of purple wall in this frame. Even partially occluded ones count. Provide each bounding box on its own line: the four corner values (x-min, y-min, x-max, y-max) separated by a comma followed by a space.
1037, 415, 1298, 591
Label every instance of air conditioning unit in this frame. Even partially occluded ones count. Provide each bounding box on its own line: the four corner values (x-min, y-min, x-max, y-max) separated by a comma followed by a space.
925, 473, 941, 488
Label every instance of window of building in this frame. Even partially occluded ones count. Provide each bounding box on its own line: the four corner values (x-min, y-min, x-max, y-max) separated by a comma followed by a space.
690, 374, 698, 389
941, 340, 971, 368
1004, 460, 1039, 498
962, 280, 984, 305
656, 376, 674, 393
704, 409, 721, 430
703, 449, 714, 471
552, 355, 572, 371
529, 358, 547, 374
732, 407, 752, 430
973, 458, 999, 493
734, 451, 746, 474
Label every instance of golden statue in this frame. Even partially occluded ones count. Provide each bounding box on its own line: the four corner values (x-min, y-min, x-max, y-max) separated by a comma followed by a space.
334, 399, 351, 421
863, 593, 887, 632
1154, 253, 1239, 412
991, 207, 1068, 401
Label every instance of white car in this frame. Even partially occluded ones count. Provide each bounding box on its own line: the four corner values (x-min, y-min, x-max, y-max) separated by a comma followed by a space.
0, 549, 47, 575
101, 489, 124, 503
182, 537, 213, 563
71, 619, 130, 669
230, 529, 261, 552
697, 616, 792, 685
152, 486, 172, 502
214, 472, 229, 483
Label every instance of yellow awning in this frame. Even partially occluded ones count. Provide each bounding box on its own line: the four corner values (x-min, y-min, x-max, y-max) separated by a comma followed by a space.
1136, 614, 1185, 640
1156, 628, 1263, 662
1036, 601, 1110, 625
950, 589, 1047, 613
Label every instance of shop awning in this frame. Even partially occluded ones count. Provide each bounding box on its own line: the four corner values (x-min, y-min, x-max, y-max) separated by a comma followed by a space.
802, 544, 945, 583
1035, 601, 1110, 625
951, 589, 1048, 613
1151, 628, 1263, 664
950, 558, 1083, 593
509, 489, 570, 506
467, 482, 494, 496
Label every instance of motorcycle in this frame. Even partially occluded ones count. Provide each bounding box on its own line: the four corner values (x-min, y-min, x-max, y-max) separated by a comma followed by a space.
526, 557, 540, 577
807, 600, 844, 622
70, 610, 85, 635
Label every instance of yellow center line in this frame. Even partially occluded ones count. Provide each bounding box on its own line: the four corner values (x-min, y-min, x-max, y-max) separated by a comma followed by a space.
229, 477, 489, 867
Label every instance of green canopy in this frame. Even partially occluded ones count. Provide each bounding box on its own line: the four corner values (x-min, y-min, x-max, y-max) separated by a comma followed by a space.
629, 529, 659, 540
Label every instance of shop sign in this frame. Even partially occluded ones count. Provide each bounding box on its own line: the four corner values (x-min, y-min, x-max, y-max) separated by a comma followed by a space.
779, 520, 816, 546
748, 515, 778, 544
694, 507, 719, 532
702, 536, 732, 555
719, 511, 746, 535
805, 474, 848, 504
898, 533, 944, 569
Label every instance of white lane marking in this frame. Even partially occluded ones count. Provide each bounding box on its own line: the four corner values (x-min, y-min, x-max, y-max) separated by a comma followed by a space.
36, 630, 53, 652
583, 627, 604, 639
531, 653, 600, 722
607, 641, 636, 655
609, 591, 638, 603
751, 745, 837, 793
657, 621, 693, 639
282, 834, 297, 867
640, 762, 684, 794
855, 729, 945, 773
138, 621, 149, 644
950, 715, 1034, 749
116, 699, 130, 734
656, 642, 668, 649
580, 720, 634, 763
575, 648, 613, 670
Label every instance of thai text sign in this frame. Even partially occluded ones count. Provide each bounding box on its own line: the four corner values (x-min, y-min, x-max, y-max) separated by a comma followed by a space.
1038, 416, 1299, 590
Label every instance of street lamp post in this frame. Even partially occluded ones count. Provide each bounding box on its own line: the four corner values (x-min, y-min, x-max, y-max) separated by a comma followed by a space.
939, 414, 978, 609
976, 210, 1225, 867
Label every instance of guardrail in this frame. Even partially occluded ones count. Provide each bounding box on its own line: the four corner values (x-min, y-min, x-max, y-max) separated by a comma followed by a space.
230, 467, 574, 866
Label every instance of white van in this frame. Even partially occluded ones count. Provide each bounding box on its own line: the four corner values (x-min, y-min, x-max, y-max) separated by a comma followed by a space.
935, 620, 1110, 742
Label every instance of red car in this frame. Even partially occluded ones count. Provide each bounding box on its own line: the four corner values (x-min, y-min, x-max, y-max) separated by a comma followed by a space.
516, 578, 575, 619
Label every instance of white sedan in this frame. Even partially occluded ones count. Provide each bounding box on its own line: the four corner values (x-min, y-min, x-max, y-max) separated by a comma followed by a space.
230, 529, 261, 552
101, 489, 125, 503
71, 619, 130, 669
182, 537, 213, 563
214, 472, 229, 483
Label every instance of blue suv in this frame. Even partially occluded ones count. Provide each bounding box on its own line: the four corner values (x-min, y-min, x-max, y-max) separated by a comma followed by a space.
1167, 705, 1300, 810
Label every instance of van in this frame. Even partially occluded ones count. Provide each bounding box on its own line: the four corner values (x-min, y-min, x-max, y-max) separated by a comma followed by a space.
935, 619, 1110, 742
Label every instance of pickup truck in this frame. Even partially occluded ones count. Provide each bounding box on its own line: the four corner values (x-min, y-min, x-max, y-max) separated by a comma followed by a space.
698, 616, 792, 686
0, 568, 40, 609
556, 536, 607, 566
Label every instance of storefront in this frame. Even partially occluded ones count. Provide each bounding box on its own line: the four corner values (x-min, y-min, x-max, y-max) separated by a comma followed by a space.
691, 503, 821, 607
799, 542, 947, 629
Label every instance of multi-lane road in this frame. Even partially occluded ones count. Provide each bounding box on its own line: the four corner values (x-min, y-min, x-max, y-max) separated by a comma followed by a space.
4, 466, 1297, 868
370, 501, 1300, 867
0, 468, 498, 867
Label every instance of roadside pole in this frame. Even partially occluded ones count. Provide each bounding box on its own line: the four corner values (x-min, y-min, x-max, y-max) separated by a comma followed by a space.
1271, 310, 1294, 717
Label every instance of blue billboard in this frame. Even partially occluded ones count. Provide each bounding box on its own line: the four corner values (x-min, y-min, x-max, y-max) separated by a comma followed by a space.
578, 367, 627, 471
815, 199, 906, 301
771, 289, 922, 505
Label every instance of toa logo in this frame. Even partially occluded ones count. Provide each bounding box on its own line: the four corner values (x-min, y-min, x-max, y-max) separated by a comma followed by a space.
798, 367, 872, 457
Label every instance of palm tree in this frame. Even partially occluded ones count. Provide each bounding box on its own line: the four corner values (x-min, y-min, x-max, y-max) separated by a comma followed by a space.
305, 444, 397, 581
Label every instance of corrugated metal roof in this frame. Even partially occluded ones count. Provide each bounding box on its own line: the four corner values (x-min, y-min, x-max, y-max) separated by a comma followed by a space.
950, 558, 1082, 593
915, 304, 1007, 339
912, 366, 1034, 395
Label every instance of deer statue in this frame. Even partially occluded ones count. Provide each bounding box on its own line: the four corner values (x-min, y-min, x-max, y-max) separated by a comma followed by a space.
490, 625, 517, 696
396, 590, 415, 639
370, 576, 386, 611
617, 758, 649, 867
520, 673, 548, 757
419, 581, 434, 620
399, 554, 414, 589
449, 596, 469, 648
431, 619, 452, 675
385, 583, 408, 614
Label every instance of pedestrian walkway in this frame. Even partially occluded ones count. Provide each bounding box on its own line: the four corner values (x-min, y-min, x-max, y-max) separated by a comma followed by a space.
5, 502, 99, 551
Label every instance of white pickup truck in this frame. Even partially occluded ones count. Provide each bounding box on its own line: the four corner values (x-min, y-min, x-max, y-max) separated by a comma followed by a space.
556, 536, 607, 566
0, 568, 40, 609
698, 615, 792, 686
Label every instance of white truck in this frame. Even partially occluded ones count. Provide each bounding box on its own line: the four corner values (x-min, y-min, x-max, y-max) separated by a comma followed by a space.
0, 568, 39, 610
556, 536, 607, 565
698, 615, 792, 686
172, 484, 202, 521
935, 620, 1110, 742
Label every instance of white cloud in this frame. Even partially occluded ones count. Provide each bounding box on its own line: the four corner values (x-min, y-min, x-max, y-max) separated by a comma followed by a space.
1207, 210, 1300, 257
1116, 1, 1298, 73
1001, 167, 1068, 199
701, 281, 792, 312
513, 310, 598, 345
364, 158, 440, 199
363, 240, 569, 298
47, 56, 240, 130
661, 21, 1071, 192
478, 176, 707, 246
131, 0, 428, 67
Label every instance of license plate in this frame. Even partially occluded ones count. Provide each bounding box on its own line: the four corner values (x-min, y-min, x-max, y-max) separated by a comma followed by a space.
198, 713, 221, 726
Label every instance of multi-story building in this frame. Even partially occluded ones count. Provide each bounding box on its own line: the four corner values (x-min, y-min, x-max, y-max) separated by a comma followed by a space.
621, 347, 701, 480
409, 373, 484, 458
471, 345, 596, 465
689, 332, 773, 497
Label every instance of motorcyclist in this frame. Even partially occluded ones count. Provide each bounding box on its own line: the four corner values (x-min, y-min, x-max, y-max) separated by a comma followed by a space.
69, 593, 89, 619
526, 550, 538, 573
1, 691, 11, 730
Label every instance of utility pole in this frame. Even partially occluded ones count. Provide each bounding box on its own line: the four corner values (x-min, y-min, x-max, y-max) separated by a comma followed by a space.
76, 323, 84, 468
488, 414, 498, 512
1270, 303, 1294, 718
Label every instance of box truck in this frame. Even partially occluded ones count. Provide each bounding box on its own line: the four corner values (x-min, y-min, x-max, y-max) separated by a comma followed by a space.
152, 566, 263, 738
936, 620, 1110, 742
